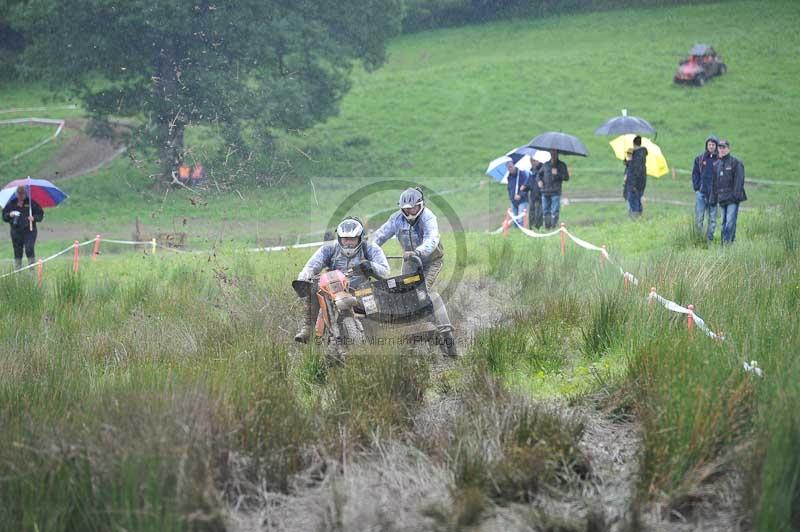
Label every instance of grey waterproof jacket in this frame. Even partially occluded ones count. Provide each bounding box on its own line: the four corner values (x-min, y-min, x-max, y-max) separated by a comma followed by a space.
372, 208, 444, 263
299, 241, 390, 285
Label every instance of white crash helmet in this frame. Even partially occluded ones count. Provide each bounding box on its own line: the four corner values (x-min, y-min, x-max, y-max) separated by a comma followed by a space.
398, 187, 424, 223
336, 217, 365, 258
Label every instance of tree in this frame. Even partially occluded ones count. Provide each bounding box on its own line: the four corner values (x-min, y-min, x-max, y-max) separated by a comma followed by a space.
9, 0, 403, 181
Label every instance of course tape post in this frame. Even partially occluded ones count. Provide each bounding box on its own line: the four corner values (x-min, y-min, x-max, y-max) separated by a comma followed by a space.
503, 209, 761, 377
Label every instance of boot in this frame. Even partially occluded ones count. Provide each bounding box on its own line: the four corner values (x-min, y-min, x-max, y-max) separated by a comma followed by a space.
28, 256, 36, 267
294, 297, 319, 344
439, 329, 459, 358
13, 258, 22, 271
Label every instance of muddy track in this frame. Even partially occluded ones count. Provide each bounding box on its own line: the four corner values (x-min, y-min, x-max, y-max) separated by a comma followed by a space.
227, 277, 651, 531
38, 119, 130, 180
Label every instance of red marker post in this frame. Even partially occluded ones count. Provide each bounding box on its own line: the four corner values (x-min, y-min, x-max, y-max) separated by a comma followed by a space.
72, 240, 80, 273
687, 304, 695, 333
92, 234, 101, 261
36, 259, 43, 287
502, 210, 511, 237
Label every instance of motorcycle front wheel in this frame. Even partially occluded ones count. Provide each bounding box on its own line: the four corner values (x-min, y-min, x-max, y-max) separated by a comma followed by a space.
340, 316, 366, 346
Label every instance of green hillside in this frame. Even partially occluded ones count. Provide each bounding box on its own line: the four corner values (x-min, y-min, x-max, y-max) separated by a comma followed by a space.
1, 0, 798, 251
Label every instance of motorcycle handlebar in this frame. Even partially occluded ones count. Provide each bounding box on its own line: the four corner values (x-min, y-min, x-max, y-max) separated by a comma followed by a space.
386, 254, 423, 272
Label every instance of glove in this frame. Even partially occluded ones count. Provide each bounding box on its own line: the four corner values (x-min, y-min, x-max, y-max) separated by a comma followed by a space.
403, 250, 418, 260
357, 261, 374, 276
9, 210, 20, 218
297, 269, 312, 282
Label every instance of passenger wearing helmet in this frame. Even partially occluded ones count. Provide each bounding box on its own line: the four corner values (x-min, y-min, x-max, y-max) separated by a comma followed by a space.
293, 217, 390, 344
371, 187, 458, 357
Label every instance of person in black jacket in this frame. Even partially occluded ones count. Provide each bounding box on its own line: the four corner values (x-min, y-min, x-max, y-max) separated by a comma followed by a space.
2, 186, 44, 270
623, 136, 648, 219
711, 140, 746, 244
692, 135, 719, 240
527, 158, 544, 229
536, 150, 569, 229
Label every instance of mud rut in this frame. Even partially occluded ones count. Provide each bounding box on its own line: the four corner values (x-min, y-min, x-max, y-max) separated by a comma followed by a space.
228, 278, 651, 532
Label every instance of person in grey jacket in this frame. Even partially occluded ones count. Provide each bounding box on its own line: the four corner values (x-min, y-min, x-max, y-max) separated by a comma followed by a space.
536, 150, 569, 229
294, 217, 390, 343
711, 140, 746, 244
371, 187, 458, 357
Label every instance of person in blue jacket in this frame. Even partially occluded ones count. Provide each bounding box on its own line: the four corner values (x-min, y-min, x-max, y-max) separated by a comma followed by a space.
505, 160, 530, 227
371, 187, 458, 357
293, 217, 390, 344
692, 135, 719, 241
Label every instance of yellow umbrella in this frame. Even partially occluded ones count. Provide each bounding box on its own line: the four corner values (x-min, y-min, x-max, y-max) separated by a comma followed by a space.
609, 134, 669, 178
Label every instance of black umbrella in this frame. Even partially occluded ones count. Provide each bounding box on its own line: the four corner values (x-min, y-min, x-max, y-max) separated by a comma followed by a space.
594, 113, 656, 136
527, 131, 589, 157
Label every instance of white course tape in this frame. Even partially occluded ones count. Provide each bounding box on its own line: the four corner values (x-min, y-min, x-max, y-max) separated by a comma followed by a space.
498, 207, 759, 376
248, 240, 325, 253
564, 229, 605, 254
508, 209, 562, 238
0, 118, 66, 167
0, 242, 74, 278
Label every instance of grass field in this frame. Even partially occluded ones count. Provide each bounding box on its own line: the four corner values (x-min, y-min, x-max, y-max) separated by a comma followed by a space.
1, 0, 799, 530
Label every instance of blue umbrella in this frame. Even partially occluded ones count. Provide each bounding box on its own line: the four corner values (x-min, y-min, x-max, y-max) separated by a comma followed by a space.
486, 147, 551, 183
486, 155, 513, 183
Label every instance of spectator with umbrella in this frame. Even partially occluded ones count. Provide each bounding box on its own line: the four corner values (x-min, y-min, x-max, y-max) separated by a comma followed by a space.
505, 160, 530, 228
623, 136, 648, 219
528, 132, 588, 229
1, 177, 67, 270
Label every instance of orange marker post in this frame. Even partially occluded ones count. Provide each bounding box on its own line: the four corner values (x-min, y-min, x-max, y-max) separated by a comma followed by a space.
648, 287, 657, 307
623, 273, 629, 292
92, 234, 101, 261
687, 304, 695, 333
36, 259, 43, 287
502, 211, 511, 237
72, 240, 80, 273
560, 223, 566, 257
600, 245, 607, 266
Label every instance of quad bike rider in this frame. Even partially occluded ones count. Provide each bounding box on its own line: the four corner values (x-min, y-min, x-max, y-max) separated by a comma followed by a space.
293, 217, 390, 344
371, 187, 459, 357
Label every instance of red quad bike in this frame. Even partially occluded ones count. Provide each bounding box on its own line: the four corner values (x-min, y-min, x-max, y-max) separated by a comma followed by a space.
674, 44, 727, 86
291, 255, 444, 361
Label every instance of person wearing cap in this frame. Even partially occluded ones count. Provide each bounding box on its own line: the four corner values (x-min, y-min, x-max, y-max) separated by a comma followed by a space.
293, 217, 390, 344
536, 150, 569, 229
710, 139, 746, 244
692, 135, 719, 240
2, 185, 44, 270
371, 187, 458, 357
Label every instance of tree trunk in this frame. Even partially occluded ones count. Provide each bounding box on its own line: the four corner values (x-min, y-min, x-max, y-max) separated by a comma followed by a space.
152, 44, 185, 183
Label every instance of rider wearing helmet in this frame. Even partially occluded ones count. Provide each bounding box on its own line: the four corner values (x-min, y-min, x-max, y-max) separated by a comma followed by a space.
293, 217, 390, 344
371, 187, 458, 357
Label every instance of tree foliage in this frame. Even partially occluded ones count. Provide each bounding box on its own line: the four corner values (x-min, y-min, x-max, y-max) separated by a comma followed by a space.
9, 0, 403, 181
